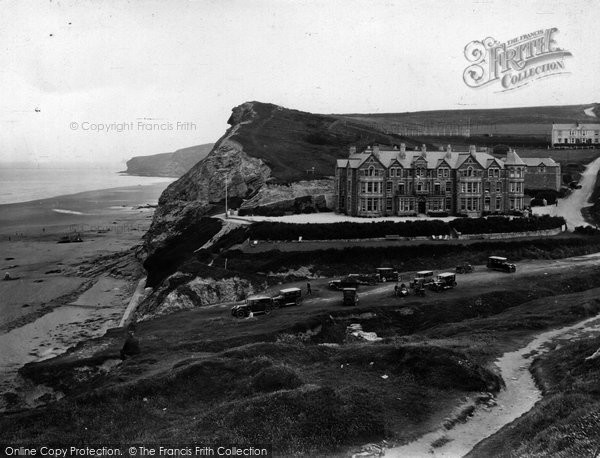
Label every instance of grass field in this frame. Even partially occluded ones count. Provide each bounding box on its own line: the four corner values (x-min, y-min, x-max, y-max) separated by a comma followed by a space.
5, 261, 600, 455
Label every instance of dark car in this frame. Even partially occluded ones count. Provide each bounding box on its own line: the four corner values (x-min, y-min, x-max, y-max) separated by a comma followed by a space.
342, 288, 359, 306
329, 277, 360, 290
456, 263, 474, 274
376, 267, 398, 282
273, 287, 303, 307
231, 295, 274, 318
429, 272, 457, 292
487, 256, 516, 273
410, 270, 434, 288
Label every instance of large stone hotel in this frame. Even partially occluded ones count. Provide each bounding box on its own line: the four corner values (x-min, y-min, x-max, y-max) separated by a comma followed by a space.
334, 144, 550, 217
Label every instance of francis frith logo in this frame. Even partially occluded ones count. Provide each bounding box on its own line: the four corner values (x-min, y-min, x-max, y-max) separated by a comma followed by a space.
463, 28, 572, 91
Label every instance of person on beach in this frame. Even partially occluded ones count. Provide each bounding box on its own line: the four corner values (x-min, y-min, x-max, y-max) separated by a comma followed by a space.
306, 282, 312, 295
120, 325, 141, 360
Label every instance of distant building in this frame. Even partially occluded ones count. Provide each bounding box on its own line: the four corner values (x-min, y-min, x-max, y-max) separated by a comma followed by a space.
335, 144, 526, 217
522, 157, 562, 191
552, 122, 600, 146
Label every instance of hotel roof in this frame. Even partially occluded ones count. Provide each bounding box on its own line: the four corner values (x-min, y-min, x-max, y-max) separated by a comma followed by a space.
337, 146, 523, 170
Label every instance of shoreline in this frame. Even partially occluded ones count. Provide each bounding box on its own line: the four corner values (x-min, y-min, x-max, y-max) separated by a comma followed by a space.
0, 181, 169, 410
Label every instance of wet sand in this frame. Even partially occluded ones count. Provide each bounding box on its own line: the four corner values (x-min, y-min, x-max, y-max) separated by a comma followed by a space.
0, 181, 171, 329
0, 181, 171, 409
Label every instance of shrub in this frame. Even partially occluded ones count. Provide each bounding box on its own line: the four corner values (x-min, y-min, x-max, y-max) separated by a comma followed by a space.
251, 365, 303, 392
574, 226, 600, 236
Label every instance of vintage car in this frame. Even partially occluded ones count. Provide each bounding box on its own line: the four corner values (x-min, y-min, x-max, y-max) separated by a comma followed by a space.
410, 270, 434, 288
376, 267, 398, 282
429, 272, 457, 291
347, 273, 379, 286
329, 277, 360, 290
487, 256, 516, 273
272, 287, 303, 307
456, 263, 474, 274
231, 295, 274, 318
342, 288, 359, 306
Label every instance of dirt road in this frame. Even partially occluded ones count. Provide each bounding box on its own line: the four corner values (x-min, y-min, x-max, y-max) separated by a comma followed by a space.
557, 156, 600, 229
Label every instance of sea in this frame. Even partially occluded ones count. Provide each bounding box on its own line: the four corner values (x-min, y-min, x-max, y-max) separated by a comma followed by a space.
0, 162, 175, 205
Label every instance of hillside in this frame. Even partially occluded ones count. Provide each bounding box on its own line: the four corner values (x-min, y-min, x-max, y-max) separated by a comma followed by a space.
143, 101, 600, 288
336, 103, 600, 133
124, 143, 213, 177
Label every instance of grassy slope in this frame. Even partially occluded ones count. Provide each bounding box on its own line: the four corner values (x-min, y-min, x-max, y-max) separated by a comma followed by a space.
231, 102, 600, 183
227, 102, 421, 183
4, 266, 600, 455
336, 103, 600, 128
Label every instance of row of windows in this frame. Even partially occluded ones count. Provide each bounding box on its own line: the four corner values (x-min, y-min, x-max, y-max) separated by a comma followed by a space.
557, 138, 600, 143
359, 165, 513, 179
555, 130, 600, 136
356, 180, 524, 195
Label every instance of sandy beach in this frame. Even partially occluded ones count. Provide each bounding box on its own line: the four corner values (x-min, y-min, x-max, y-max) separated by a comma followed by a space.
0, 181, 171, 409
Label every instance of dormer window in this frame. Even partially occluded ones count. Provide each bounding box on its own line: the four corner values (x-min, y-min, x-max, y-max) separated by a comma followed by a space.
368, 166, 375, 177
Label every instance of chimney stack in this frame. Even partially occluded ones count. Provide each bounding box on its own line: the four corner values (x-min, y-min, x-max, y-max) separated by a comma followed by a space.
399, 143, 406, 159
421, 144, 427, 152
373, 145, 380, 154
349, 146, 356, 156
446, 144, 452, 153
469, 145, 476, 154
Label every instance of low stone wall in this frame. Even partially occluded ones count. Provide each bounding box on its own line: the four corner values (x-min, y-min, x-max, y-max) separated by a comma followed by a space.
456, 226, 565, 240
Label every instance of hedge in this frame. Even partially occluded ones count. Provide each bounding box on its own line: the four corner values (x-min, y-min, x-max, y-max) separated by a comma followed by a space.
247, 216, 566, 241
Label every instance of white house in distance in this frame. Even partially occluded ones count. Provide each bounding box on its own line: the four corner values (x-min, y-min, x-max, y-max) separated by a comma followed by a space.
552, 122, 600, 146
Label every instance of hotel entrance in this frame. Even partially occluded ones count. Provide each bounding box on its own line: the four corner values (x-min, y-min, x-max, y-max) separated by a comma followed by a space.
418, 198, 426, 214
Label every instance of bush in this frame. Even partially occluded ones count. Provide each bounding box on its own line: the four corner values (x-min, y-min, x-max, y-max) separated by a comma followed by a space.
251, 365, 303, 392
574, 226, 600, 236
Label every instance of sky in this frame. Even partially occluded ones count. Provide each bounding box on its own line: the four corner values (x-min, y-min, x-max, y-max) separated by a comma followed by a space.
0, 0, 598, 164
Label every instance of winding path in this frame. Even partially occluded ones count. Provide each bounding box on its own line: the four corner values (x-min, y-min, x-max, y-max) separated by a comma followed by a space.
556, 156, 600, 229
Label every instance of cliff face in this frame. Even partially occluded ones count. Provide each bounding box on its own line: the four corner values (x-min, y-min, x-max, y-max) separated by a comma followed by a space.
125, 144, 214, 177
142, 101, 405, 300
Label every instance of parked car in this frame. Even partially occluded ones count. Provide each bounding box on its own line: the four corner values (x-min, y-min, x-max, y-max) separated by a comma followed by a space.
487, 256, 516, 273
342, 288, 359, 306
273, 287, 303, 307
429, 272, 457, 291
410, 270, 434, 288
329, 277, 360, 290
376, 267, 398, 282
456, 263, 474, 274
231, 295, 274, 318
347, 273, 379, 285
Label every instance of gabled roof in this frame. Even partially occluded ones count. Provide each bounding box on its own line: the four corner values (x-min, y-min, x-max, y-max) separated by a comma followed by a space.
521, 157, 559, 167
504, 150, 526, 166
341, 146, 516, 170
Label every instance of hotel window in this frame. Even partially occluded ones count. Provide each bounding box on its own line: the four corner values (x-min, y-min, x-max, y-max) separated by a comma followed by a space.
460, 198, 466, 211
485, 182, 490, 192
398, 183, 405, 194
460, 183, 466, 193
386, 181, 392, 193
386, 198, 392, 211
417, 182, 423, 192
496, 197, 501, 210
446, 182, 452, 193
496, 182, 502, 193
368, 166, 375, 177
445, 197, 452, 210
